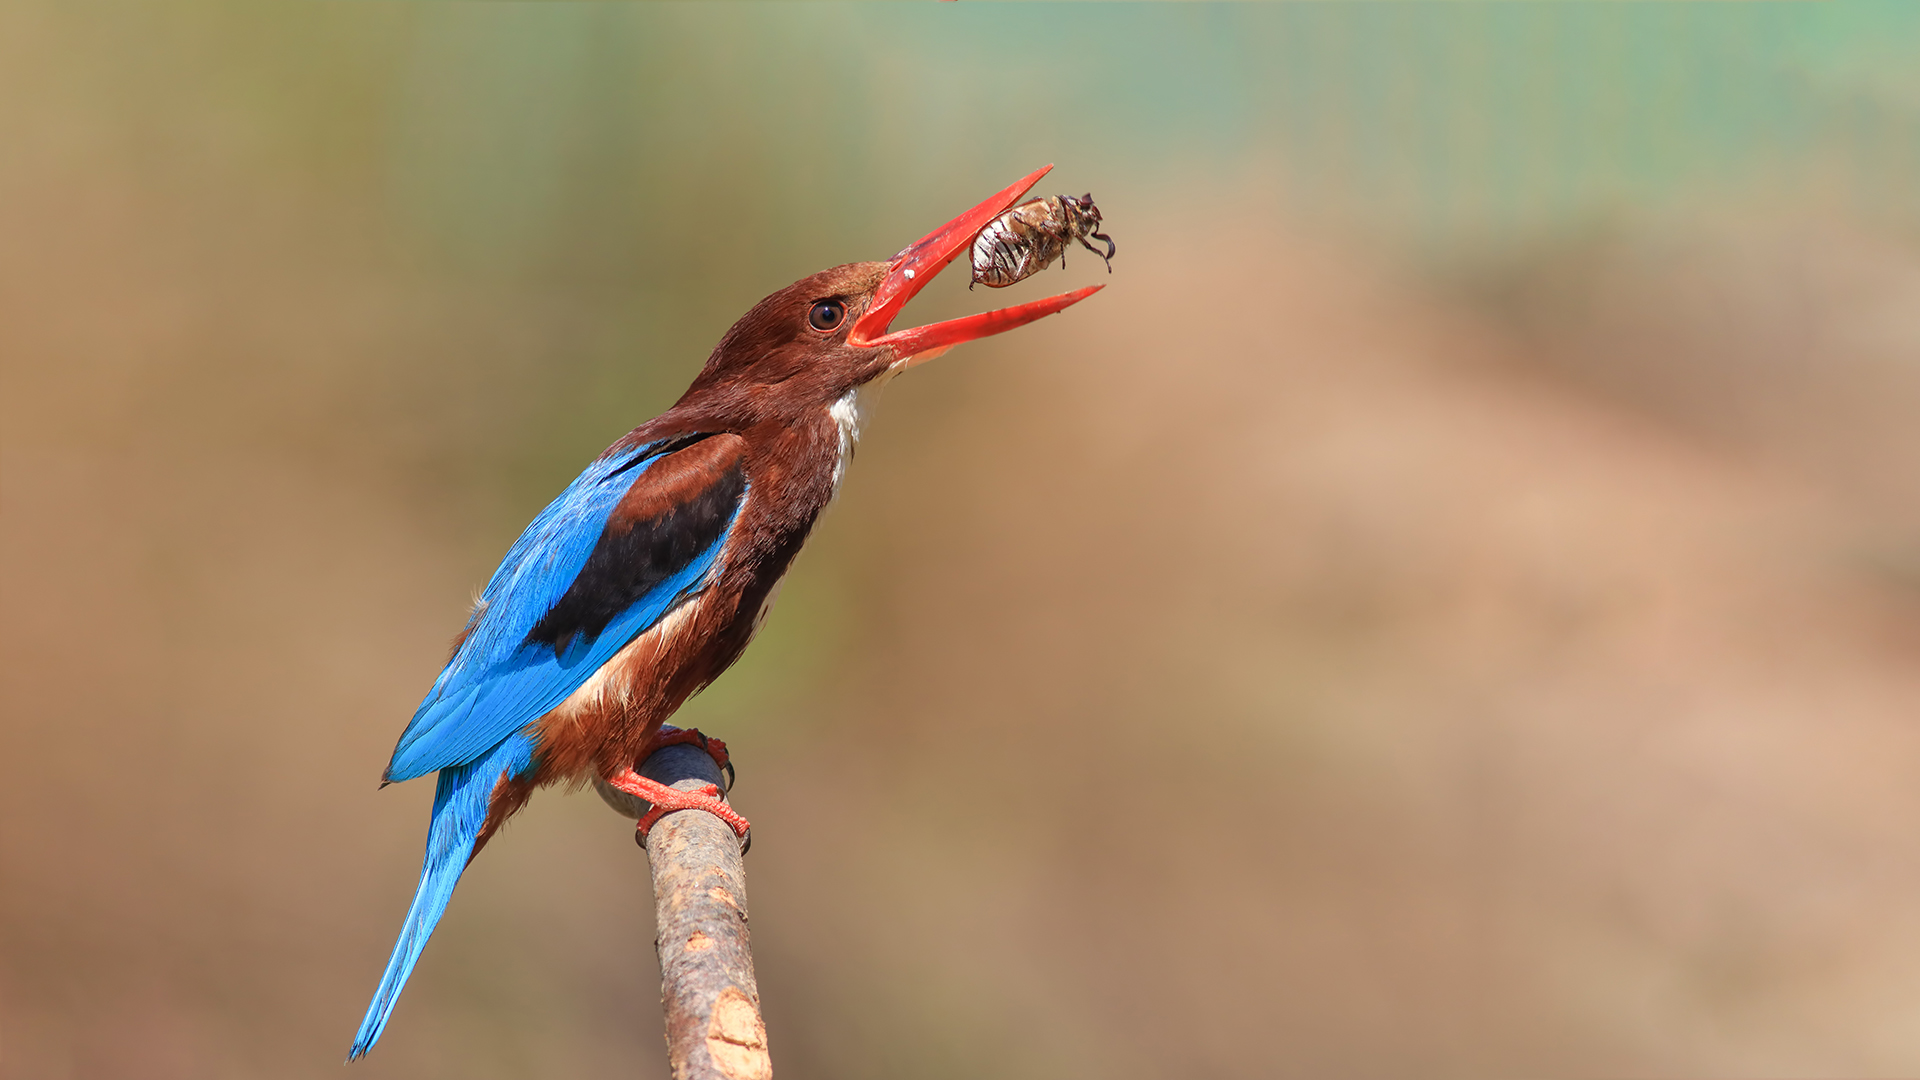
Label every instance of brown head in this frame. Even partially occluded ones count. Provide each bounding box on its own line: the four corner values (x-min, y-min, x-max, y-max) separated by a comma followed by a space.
676, 166, 1103, 425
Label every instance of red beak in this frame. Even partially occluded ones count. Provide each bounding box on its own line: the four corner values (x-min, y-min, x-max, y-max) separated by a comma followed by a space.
847, 164, 1104, 364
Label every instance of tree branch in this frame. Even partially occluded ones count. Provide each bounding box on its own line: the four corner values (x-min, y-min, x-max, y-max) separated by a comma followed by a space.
596, 744, 770, 1080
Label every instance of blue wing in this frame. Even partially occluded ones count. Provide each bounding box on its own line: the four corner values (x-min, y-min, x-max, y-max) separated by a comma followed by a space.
383, 435, 744, 783
354, 433, 748, 1059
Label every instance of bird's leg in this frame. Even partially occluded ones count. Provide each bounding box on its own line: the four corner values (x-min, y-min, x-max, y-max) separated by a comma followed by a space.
606, 725, 750, 841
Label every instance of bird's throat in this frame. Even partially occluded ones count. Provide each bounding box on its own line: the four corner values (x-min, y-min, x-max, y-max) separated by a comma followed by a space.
828, 374, 893, 501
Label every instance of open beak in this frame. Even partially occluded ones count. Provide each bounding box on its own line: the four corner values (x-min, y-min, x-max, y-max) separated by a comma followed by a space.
847, 164, 1104, 367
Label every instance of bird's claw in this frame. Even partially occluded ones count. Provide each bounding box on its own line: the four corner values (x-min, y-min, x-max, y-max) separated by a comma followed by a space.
606, 750, 751, 853
652, 725, 735, 792
631, 781, 750, 840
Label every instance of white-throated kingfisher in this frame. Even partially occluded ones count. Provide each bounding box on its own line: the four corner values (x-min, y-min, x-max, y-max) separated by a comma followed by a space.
349, 166, 1101, 1059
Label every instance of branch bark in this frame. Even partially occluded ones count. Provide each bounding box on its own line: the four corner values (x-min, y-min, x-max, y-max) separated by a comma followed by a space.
595, 744, 770, 1080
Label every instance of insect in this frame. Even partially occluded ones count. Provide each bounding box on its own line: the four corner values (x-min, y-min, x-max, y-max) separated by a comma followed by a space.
970, 193, 1115, 289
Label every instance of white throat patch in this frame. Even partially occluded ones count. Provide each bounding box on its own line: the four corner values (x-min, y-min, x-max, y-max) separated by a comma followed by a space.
828, 373, 894, 499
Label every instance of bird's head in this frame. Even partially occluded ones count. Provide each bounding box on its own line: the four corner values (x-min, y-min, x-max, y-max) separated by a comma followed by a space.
683, 166, 1102, 419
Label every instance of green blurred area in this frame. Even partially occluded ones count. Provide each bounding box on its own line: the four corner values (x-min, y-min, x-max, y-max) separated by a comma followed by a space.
12, 1, 1917, 480
8, 3, 1920, 1078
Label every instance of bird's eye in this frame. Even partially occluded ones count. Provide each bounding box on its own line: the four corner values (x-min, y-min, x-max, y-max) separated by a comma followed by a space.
808, 299, 845, 333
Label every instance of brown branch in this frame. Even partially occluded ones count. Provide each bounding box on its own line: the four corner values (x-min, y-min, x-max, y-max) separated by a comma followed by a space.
595, 744, 770, 1080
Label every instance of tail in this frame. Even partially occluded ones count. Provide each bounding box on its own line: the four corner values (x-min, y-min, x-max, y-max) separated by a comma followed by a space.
348, 733, 534, 1061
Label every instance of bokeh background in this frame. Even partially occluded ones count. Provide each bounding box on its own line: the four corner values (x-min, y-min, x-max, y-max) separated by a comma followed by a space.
7, 2, 1920, 1077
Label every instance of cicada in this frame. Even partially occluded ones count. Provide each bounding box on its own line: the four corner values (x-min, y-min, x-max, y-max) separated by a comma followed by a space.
970, 193, 1115, 289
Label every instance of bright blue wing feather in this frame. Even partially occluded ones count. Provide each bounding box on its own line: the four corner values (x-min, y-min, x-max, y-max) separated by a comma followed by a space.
383, 440, 740, 783
348, 731, 534, 1059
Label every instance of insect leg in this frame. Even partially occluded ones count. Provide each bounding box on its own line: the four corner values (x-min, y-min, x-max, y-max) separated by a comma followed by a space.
1078, 232, 1116, 271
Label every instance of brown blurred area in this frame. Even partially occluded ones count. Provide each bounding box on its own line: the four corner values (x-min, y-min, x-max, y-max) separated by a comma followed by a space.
8, 3, 1920, 1078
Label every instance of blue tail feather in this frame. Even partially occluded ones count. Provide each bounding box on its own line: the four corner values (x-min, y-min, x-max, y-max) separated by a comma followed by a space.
348, 733, 534, 1060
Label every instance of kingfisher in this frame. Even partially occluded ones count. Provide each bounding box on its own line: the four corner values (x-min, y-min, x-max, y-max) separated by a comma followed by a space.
348, 166, 1101, 1059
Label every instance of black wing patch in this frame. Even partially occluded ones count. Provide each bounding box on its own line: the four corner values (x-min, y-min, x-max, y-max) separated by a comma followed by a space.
525, 435, 748, 657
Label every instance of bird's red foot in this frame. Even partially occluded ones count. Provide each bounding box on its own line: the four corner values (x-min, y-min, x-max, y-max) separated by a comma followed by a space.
606, 769, 751, 840
606, 726, 750, 845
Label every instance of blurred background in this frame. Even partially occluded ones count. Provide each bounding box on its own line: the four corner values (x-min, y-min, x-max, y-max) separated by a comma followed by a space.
7, 2, 1920, 1076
